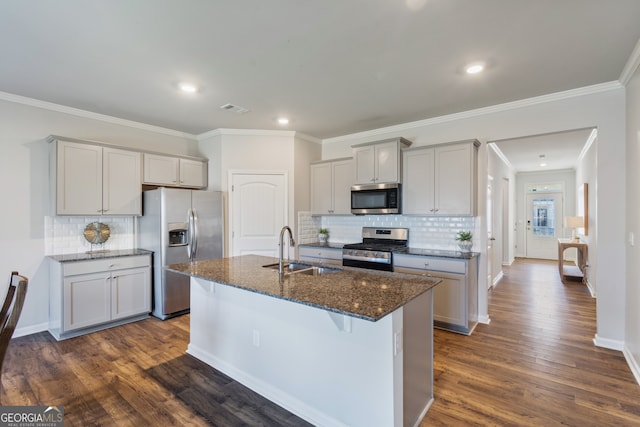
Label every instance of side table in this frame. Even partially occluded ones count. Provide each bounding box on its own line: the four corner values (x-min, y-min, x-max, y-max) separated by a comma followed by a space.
558, 238, 588, 283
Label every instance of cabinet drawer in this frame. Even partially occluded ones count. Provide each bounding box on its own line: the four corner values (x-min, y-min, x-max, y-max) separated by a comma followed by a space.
298, 246, 343, 261
63, 255, 151, 276
393, 254, 466, 274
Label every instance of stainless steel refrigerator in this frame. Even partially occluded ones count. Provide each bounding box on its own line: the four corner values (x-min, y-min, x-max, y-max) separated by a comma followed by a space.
137, 188, 224, 319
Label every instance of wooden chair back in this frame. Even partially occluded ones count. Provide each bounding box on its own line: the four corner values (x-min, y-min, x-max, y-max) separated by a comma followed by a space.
0, 272, 28, 374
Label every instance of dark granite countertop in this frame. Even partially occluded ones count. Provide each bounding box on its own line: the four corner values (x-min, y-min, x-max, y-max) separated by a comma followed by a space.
166, 254, 441, 322
48, 248, 153, 263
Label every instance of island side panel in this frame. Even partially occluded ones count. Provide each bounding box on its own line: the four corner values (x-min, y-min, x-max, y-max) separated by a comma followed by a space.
188, 277, 402, 427
403, 289, 434, 426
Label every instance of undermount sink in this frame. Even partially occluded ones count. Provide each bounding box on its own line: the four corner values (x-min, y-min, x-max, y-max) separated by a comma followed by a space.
262, 262, 341, 276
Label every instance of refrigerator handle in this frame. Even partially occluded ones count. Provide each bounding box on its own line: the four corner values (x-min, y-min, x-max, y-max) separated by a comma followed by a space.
192, 209, 199, 261
187, 209, 194, 261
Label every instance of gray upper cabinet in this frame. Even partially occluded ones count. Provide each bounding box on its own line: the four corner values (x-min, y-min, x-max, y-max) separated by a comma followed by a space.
310, 158, 353, 215
51, 138, 142, 216
402, 139, 480, 216
352, 137, 411, 184
143, 153, 207, 188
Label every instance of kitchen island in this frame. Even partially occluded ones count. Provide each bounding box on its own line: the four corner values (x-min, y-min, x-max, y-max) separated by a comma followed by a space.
167, 255, 441, 427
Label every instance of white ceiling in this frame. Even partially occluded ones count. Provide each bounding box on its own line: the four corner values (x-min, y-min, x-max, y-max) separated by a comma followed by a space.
491, 128, 594, 172
1, 0, 639, 142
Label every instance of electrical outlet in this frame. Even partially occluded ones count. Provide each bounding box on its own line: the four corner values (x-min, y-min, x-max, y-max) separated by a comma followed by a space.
252, 330, 260, 347
394, 330, 402, 356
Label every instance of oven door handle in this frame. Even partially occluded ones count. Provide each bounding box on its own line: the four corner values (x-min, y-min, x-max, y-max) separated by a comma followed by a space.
342, 253, 392, 264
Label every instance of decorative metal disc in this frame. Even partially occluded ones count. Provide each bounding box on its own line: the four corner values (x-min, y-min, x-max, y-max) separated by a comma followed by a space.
83, 222, 111, 244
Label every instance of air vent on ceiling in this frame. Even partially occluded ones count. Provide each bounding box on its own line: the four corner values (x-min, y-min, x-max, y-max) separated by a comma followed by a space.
220, 103, 249, 114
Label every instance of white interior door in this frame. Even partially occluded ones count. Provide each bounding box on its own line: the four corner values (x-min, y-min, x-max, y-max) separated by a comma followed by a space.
230, 173, 287, 257
525, 192, 563, 259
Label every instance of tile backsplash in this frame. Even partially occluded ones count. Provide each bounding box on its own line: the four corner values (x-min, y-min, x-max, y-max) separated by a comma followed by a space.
47, 212, 478, 255
45, 216, 136, 255
298, 213, 478, 251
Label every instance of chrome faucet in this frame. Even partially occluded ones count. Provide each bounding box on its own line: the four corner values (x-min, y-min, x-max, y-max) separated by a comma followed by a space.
279, 225, 295, 275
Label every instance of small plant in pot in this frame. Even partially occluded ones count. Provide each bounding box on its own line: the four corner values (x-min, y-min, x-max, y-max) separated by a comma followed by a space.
318, 228, 329, 243
455, 231, 473, 252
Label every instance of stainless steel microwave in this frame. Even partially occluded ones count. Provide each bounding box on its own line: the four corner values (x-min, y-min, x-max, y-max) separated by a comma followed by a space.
351, 183, 401, 215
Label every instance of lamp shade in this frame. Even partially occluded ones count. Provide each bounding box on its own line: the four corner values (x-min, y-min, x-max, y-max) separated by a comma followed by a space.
565, 216, 584, 228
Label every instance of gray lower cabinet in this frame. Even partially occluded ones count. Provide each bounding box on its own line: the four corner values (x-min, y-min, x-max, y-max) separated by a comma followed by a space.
394, 253, 478, 335
298, 245, 343, 266
49, 255, 151, 340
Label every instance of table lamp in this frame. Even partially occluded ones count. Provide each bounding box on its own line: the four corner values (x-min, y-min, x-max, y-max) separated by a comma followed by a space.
565, 216, 584, 241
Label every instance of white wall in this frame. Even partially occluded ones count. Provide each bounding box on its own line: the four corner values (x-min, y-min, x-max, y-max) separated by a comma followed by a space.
293, 135, 322, 238
321, 84, 626, 347
576, 133, 597, 295
625, 59, 640, 380
0, 96, 199, 336
198, 130, 318, 257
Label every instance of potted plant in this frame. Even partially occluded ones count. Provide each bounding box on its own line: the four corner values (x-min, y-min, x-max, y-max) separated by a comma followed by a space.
455, 231, 473, 252
318, 228, 329, 243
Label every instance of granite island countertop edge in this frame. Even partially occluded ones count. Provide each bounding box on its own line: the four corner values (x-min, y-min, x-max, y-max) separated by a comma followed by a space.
166, 254, 441, 322
48, 248, 154, 263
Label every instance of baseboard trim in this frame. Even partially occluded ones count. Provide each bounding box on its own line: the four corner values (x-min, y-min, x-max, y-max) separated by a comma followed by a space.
187, 343, 348, 427
623, 345, 640, 386
492, 271, 504, 287
585, 279, 596, 297
13, 322, 48, 338
478, 314, 491, 325
593, 334, 624, 351
411, 398, 434, 427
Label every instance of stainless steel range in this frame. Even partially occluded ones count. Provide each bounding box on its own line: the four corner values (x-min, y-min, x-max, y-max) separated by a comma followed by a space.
342, 227, 408, 271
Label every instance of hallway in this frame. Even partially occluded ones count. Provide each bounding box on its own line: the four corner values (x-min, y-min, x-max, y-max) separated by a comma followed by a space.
424, 258, 640, 426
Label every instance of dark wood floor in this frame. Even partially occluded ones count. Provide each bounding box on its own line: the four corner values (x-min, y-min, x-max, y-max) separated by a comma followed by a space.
424, 258, 640, 426
2, 258, 639, 426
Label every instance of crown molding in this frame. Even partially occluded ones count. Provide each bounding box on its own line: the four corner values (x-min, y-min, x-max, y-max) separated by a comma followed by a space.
197, 128, 297, 140
488, 143, 514, 172
578, 128, 598, 162
0, 90, 198, 140
322, 81, 623, 145
619, 37, 640, 86
293, 132, 322, 144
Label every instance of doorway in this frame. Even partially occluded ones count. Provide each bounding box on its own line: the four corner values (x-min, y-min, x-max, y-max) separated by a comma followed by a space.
525, 190, 563, 260
487, 176, 494, 289
228, 172, 287, 257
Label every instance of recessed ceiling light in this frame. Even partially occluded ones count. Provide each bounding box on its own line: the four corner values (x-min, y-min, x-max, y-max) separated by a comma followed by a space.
178, 82, 198, 93
465, 63, 485, 74
278, 117, 289, 125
